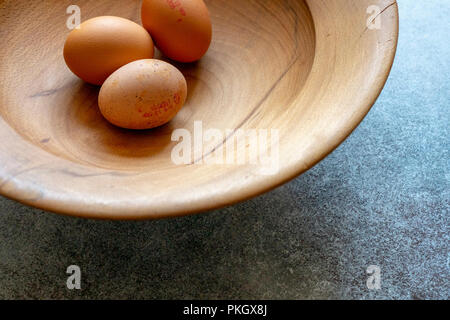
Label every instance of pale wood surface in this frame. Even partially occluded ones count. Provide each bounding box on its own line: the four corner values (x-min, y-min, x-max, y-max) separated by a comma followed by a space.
0, 0, 398, 219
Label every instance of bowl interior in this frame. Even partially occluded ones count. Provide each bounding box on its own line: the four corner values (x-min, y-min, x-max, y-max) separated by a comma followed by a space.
0, 0, 315, 170
0, 0, 398, 218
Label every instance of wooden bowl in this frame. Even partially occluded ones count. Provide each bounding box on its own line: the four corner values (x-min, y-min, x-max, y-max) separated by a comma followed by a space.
0, 0, 398, 219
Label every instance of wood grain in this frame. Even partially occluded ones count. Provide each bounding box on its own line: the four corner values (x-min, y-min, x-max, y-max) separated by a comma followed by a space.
0, 0, 398, 219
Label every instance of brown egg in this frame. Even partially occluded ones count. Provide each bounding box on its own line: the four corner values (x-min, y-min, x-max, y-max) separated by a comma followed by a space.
64, 16, 154, 85
141, 0, 212, 63
98, 59, 187, 130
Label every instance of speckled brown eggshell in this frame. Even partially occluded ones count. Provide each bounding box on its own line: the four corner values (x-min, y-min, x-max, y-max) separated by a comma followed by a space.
141, 0, 212, 63
98, 59, 187, 130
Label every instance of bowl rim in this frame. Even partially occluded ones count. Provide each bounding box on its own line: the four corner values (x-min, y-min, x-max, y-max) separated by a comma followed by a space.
0, 0, 399, 220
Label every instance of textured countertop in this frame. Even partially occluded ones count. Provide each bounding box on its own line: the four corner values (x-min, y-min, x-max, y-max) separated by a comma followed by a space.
0, 0, 448, 299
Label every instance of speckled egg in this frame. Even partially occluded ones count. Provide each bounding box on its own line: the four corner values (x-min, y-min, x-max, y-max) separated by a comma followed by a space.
98, 59, 187, 130
141, 0, 212, 62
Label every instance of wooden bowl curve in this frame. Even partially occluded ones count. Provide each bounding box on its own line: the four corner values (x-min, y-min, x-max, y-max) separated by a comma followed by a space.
0, 0, 398, 219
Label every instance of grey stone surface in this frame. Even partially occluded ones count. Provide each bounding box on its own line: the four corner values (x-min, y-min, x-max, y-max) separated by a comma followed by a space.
0, 0, 448, 299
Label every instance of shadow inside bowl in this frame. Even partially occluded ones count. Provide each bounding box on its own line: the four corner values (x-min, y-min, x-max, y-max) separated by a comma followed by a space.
65, 79, 189, 161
